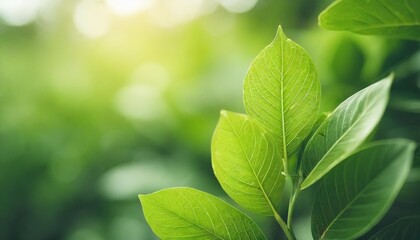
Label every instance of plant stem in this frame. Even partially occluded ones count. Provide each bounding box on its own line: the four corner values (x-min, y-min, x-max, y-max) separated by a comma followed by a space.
273, 210, 296, 240
287, 186, 300, 229
286, 170, 303, 235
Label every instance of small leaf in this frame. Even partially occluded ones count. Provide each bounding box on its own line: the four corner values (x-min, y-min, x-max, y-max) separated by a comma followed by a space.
301, 76, 392, 189
243, 26, 320, 162
139, 187, 267, 240
212, 110, 284, 215
319, 0, 420, 40
312, 139, 416, 240
369, 216, 420, 240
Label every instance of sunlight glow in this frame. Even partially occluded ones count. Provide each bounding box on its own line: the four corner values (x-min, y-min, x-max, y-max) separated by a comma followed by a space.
105, 0, 152, 16
219, 0, 258, 13
149, 0, 217, 28
73, 0, 110, 38
100, 160, 192, 200
0, 0, 43, 26
116, 84, 165, 120
115, 63, 169, 121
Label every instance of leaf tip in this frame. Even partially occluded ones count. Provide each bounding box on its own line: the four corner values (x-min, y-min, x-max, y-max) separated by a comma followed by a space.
274, 25, 287, 41
220, 109, 228, 117
385, 72, 394, 84
405, 140, 417, 153
219, 110, 233, 122
276, 25, 283, 34
377, 73, 394, 93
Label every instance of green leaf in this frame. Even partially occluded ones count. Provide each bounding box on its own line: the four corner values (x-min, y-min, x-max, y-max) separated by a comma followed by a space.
319, 0, 420, 40
301, 76, 392, 189
243, 26, 320, 164
312, 139, 416, 240
211, 110, 284, 215
139, 187, 267, 240
390, 92, 420, 113
369, 216, 420, 240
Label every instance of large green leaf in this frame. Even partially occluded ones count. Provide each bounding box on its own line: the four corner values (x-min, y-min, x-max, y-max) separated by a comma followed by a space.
319, 0, 420, 40
301, 76, 392, 189
139, 187, 267, 240
312, 139, 416, 240
243, 26, 320, 165
369, 216, 420, 240
211, 110, 284, 215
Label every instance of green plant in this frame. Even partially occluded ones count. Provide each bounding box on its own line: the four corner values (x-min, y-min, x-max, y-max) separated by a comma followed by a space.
138, 26, 416, 239
319, 0, 420, 40
316, 1, 420, 238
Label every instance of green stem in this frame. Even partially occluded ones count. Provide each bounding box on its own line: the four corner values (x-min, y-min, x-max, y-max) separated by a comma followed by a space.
273, 211, 296, 240
287, 185, 301, 229
286, 170, 303, 234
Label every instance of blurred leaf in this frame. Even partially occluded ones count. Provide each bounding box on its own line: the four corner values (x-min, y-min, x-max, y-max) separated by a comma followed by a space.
330, 37, 365, 85
312, 139, 415, 239
319, 0, 420, 40
414, 151, 420, 168
243, 26, 320, 162
301, 76, 392, 189
211, 110, 284, 215
139, 187, 266, 240
369, 216, 420, 240
389, 93, 420, 113
389, 70, 420, 113
380, 40, 420, 74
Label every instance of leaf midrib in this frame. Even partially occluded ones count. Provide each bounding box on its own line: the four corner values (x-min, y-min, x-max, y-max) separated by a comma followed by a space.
279, 33, 289, 170
303, 93, 375, 187
145, 198, 225, 240
226, 117, 279, 215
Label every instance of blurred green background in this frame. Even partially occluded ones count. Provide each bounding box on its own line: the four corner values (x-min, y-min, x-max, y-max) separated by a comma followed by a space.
0, 0, 418, 239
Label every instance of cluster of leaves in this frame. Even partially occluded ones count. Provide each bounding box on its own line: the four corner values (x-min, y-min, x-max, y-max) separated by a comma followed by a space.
139, 1, 419, 239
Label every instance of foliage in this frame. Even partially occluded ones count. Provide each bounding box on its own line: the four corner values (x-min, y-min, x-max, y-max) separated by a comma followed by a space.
140, 188, 267, 239
301, 77, 391, 189
368, 216, 420, 240
0, 1, 418, 240
312, 140, 414, 239
139, 26, 417, 239
319, 0, 420, 40
212, 110, 284, 216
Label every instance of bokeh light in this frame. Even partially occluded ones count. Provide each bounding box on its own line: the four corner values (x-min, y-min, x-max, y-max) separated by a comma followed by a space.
73, 0, 110, 38
106, 0, 152, 16
219, 0, 258, 13
0, 0, 43, 26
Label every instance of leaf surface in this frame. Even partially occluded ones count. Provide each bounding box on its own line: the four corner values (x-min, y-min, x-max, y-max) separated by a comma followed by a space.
369, 216, 420, 240
243, 26, 320, 163
301, 76, 392, 189
212, 110, 284, 215
312, 139, 415, 240
139, 187, 267, 240
319, 0, 420, 40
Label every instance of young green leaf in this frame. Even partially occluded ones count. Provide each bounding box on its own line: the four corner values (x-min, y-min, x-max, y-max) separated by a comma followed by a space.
301, 76, 392, 189
319, 0, 420, 40
139, 187, 267, 240
369, 216, 420, 240
243, 26, 320, 166
312, 139, 416, 240
212, 110, 284, 215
